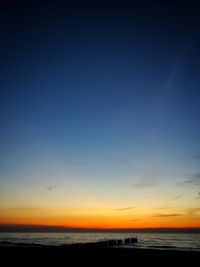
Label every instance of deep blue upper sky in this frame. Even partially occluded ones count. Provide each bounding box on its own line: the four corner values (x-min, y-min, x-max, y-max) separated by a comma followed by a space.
0, 1, 200, 192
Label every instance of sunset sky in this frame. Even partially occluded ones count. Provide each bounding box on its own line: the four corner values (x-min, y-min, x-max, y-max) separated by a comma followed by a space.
0, 1, 200, 230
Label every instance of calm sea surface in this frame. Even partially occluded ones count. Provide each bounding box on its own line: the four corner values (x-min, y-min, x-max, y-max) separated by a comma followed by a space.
0, 232, 200, 251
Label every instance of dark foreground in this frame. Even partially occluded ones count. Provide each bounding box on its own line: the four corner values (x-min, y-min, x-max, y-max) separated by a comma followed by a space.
1, 246, 199, 265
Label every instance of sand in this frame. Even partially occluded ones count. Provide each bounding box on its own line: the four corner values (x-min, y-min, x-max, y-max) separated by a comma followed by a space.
1, 246, 199, 265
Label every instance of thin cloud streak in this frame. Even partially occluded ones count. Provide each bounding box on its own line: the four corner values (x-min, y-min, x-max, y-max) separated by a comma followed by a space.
193, 153, 200, 159
188, 208, 200, 216
65, 159, 88, 166
153, 206, 169, 210
132, 180, 156, 188
177, 173, 200, 186
115, 206, 135, 211
152, 213, 182, 218
132, 168, 161, 188
191, 192, 200, 201
108, 156, 131, 165
166, 195, 182, 202
0, 206, 43, 211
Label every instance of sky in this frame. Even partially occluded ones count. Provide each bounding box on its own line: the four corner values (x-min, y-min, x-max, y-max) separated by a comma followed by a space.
0, 1, 200, 230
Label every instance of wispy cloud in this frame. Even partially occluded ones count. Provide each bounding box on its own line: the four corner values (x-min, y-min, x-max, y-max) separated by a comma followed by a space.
47, 185, 57, 191
184, 173, 200, 186
0, 205, 42, 211
152, 213, 182, 218
102, 155, 131, 166
115, 206, 135, 211
153, 206, 169, 210
193, 153, 200, 159
133, 180, 156, 188
192, 192, 200, 201
110, 156, 131, 165
66, 159, 88, 166
156, 41, 191, 113
132, 167, 161, 188
188, 208, 200, 216
166, 195, 182, 202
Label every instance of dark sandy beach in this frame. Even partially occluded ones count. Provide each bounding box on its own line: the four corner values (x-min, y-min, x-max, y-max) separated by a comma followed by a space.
1, 246, 199, 265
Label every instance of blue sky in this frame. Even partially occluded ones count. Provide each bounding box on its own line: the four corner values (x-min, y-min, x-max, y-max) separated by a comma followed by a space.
0, 1, 200, 228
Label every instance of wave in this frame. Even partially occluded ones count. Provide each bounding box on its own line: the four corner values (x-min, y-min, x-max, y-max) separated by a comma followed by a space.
0, 241, 44, 247
0, 233, 200, 251
146, 245, 178, 249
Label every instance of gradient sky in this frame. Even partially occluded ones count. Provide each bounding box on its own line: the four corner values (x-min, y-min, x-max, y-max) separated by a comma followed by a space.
0, 1, 200, 229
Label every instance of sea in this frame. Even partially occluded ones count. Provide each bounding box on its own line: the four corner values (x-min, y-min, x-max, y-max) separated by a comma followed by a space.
0, 232, 200, 251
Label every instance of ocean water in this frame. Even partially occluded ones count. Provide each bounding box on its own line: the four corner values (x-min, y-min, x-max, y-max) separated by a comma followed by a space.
0, 232, 200, 251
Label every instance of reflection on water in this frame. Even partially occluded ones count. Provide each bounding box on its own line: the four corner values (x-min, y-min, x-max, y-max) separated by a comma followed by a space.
0, 232, 200, 251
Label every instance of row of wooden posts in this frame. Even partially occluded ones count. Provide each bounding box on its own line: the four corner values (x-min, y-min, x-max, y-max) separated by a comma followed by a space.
61, 237, 137, 248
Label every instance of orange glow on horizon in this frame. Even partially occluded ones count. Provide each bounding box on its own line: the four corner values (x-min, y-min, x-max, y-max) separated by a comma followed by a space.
1, 214, 200, 229
1, 196, 200, 230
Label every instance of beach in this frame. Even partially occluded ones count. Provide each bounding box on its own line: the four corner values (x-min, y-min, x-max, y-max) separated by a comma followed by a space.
1, 246, 200, 265
1, 231, 200, 264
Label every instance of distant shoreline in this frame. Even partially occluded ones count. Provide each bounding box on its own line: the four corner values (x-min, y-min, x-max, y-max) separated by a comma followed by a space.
0, 226, 200, 233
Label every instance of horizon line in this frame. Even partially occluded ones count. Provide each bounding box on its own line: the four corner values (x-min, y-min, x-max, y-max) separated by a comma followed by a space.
0, 224, 200, 233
